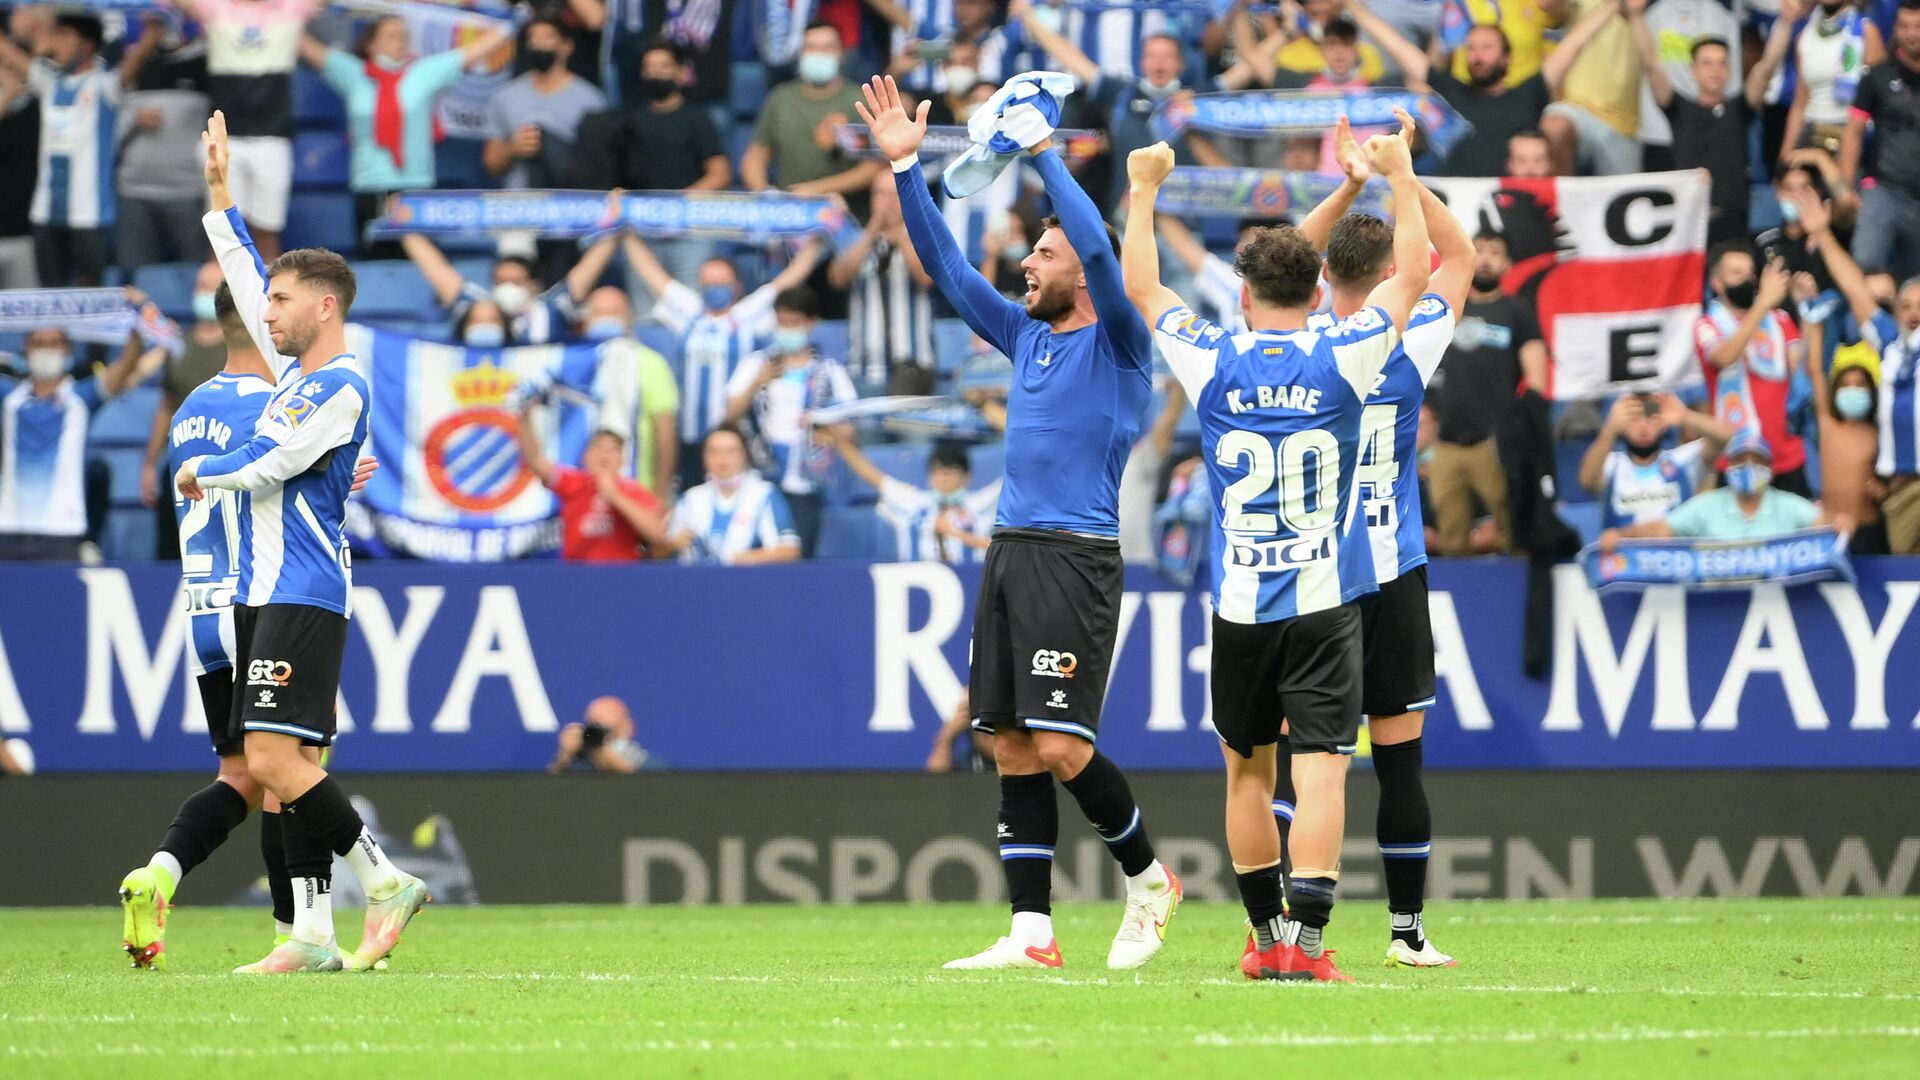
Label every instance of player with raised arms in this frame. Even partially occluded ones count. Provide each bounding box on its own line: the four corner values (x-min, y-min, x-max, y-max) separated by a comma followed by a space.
1297, 113, 1474, 969
1121, 126, 1431, 982
176, 110, 424, 973
857, 74, 1181, 971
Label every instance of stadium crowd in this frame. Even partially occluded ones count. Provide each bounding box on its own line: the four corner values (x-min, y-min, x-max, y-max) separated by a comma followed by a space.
0, 0, 1917, 565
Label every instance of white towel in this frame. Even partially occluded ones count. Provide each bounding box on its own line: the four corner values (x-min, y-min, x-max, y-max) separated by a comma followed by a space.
940, 70, 1078, 200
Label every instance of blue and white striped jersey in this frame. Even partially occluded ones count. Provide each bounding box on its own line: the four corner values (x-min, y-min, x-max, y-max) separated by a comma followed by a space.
1865, 313, 1920, 477
1307, 294, 1455, 583
196, 206, 369, 615
1154, 305, 1401, 624
169, 372, 275, 675
0, 375, 101, 537
1599, 440, 1706, 530
27, 58, 121, 229
667, 475, 799, 564
877, 476, 1001, 563
655, 279, 778, 444
891, 0, 956, 92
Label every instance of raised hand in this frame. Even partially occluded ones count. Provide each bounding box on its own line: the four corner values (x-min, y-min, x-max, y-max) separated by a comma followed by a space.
1757, 258, 1791, 309
854, 75, 930, 162
1127, 141, 1176, 190
351, 456, 380, 494
1790, 187, 1831, 237
202, 109, 230, 191
1363, 129, 1413, 179
1334, 116, 1369, 185
1655, 392, 1690, 429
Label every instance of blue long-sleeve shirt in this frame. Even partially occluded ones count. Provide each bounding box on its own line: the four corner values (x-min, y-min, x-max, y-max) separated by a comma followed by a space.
893, 149, 1152, 537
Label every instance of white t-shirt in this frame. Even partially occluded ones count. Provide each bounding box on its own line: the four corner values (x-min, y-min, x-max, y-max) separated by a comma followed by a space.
724, 350, 858, 495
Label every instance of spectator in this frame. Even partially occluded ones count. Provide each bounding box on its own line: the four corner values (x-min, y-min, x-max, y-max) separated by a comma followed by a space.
1870, 276, 1920, 552
1350, 0, 1618, 177
483, 18, 606, 189
1014, 6, 1226, 210
722, 286, 858, 556
550, 696, 652, 773
900, 36, 985, 124
925, 689, 993, 771
1630, 0, 1747, 168
833, 429, 1000, 562
0, 13, 156, 286
830, 169, 936, 392
117, 20, 213, 273
0, 41, 38, 288
1541, 0, 1641, 175
516, 402, 668, 562
577, 286, 681, 501
1783, 0, 1884, 161
1444, 0, 1564, 89
655, 424, 803, 564
401, 228, 619, 345
140, 262, 232, 558
1427, 231, 1549, 554
1630, 5, 1794, 243
1578, 392, 1733, 530
1758, 154, 1856, 292
885, 0, 958, 95
0, 323, 164, 560
1504, 128, 1552, 177
1229, 2, 1388, 86
180, 0, 314, 261
1599, 431, 1841, 546
577, 0, 742, 114
571, 39, 729, 286
302, 17, 509, 259
741, 21, 885, 213
622, 230, 828, 491
1696, 244, 1813, 494
1154, 215, 1263, 334
1842, 0, 1920, 280
976, 204, 1036, 299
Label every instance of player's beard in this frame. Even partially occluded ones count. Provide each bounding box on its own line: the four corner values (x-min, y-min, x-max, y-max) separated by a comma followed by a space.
1023, 276, 1076, 323
274, 314, 318, 358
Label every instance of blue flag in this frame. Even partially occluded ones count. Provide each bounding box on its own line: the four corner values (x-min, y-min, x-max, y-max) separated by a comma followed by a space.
1153, 89, 1475, 160
1580, 528, 1855, 592
1154, 166, 1391, 221
366, 189, 846, 241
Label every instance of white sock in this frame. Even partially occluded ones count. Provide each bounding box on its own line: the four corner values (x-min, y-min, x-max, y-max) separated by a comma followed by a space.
1010, 910, 1054, 948
147, 851, 183, 896
1125, 859, 1169, 898
274, 920, 294, 939
342, 827, 405, 899
290, 877, 334, 946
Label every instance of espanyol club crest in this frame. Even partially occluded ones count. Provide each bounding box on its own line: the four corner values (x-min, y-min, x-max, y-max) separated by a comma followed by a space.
423, 365, 535, 512
1721, 390, 1750, 429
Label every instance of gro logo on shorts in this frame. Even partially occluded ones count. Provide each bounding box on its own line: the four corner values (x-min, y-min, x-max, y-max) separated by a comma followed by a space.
1030, 650, 1078, 679
248, 658, 293, 687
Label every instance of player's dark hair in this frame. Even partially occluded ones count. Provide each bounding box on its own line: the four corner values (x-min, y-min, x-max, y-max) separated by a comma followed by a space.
929, 441, 972, 474
353, 15, 406, 60
1324, 213, 1393, 288
1322, 16, 1359, 44
55, 14, 104, 49
774, 285, 820, 319
1234, 218, 1267, 238
1707, 240, 1754, 277
640, 36, 688, 68
1234, 225, 1323, 309
1038, 214, 1122, 259
1689, 36, 1731, 61
266, 248, 358, 316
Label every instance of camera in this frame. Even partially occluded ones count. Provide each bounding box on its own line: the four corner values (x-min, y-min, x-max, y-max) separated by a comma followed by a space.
579, 721, 609, 752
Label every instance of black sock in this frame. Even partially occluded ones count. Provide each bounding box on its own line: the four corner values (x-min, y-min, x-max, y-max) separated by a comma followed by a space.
1060, 751, 1156, 876
1236, 865, 1286, 949
998, 772, 1057, 915
282, 776, 366, 857
159, 780, 251, 880
260, 810, 294, 927
1287, 875, 1338, 957
1273, 734, 1295, 892
1373, 737, 1431, 918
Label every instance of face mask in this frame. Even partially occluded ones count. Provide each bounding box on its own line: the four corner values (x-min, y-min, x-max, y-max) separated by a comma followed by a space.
945, 65, 977, 95
935, 489, 968, 509
1471, 271, 1503, 293
523, 47, 560, 72
1727, 462, 1771, 496
1032, 4, 1065, 34
712, 471, 746, 493
1141, 78, 1181, 100
701, 284, 736, 312
373, 53, 408, 71
1002, 239, 1031, 261
773, 327, 810, 354
192, 291, 218, 323
26, 349, 68, 381
1835, 385, 1874, 420
585, 317, 627, 341
797, 51, 840, 85
1778, 198, 1801, 224
493, 281, 532, 316
1722, 280, 1758, 309
638, 76, 677, 102
464, 324, 506, 348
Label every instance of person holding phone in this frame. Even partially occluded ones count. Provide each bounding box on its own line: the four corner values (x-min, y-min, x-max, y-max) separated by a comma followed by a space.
1694, 246, 1812, 496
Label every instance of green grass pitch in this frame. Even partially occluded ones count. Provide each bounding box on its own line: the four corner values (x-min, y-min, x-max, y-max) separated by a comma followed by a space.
3, 900, 1917, 1077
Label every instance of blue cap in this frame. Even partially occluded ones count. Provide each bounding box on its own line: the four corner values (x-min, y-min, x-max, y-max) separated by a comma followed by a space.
1724, 429, 1772, 462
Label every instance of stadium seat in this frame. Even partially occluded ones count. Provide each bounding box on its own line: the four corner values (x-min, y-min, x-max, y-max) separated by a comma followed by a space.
863, 441, 930, 488
814, 506, 890, 560
343, 260, 439, 321
284, 193, 361, 256
726, 126, 754, 171
434, 137, 498, 191
101, 507, 157, 563
1555, 439, 1594, 503
293, 66, 345, 129
91, 385, 162, 444
812, 320, 849, 366
728, 62, 767, 122
292, 130, 352, 191
132, 262, 201, 322
1557, 499, 1603, 547
97, 445, 148, 503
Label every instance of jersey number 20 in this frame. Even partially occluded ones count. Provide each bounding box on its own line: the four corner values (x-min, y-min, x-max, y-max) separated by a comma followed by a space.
1217, 428, 1341, 534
